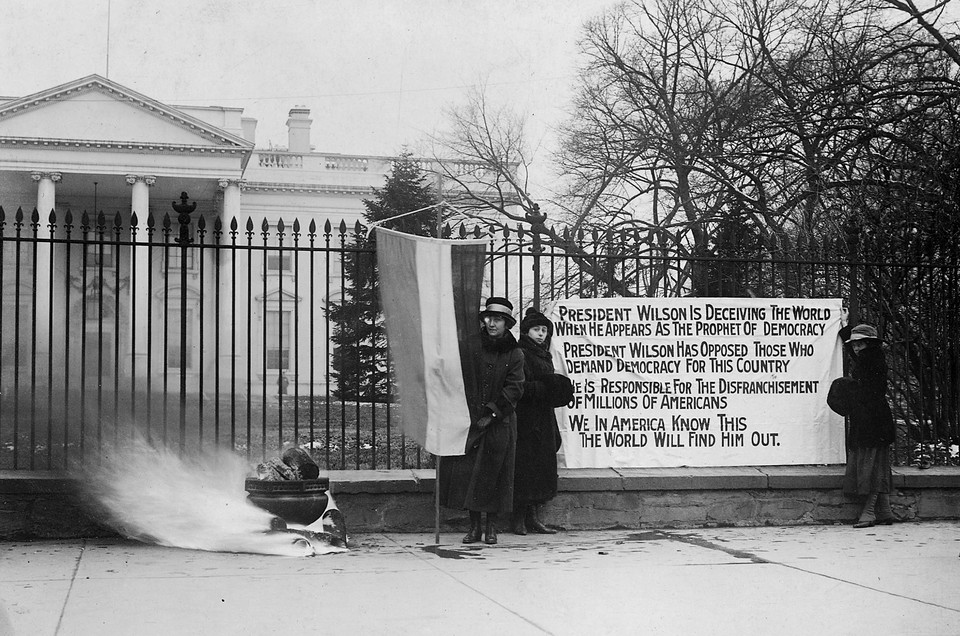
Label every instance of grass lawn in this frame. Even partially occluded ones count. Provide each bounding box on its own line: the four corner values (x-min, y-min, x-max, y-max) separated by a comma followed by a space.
0, 391, 433, 471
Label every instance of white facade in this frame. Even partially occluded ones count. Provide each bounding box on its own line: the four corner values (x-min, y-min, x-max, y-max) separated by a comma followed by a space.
0, 75, 465, 397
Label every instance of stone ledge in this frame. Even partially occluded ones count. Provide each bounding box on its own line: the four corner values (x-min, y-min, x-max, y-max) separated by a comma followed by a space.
614, 467, 767, 490
760, 465, 846, 489
558, 468, 623, 491
325, 470, 420, 494
410, 469, 436, 490
3, 466, 960, 538
898, 466, 960, 488
3, 466, 959, 494
0, 471, 79, 494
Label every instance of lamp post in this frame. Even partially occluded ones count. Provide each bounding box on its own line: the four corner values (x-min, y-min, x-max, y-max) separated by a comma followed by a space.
524, 202, 547, 308
172, 192, 196, 453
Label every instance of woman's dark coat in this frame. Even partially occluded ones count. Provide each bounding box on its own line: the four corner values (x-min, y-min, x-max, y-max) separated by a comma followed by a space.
841, 330, 895, 449
439, 329, 524, 513
514, 333, 570, 505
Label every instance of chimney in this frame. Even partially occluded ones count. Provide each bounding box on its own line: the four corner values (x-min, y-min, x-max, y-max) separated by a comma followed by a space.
286, 106, 312, 153
241, 117, 257, 144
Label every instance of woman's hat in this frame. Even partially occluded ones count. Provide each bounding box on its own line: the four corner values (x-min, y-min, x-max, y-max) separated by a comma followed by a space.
480, 296, 516, 328
520, 307, 552, 334
846, 324, 881, 343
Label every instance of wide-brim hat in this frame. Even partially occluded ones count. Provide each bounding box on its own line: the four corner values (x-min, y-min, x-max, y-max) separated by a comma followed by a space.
480, 296, 516, 328
846, 323, 881, 343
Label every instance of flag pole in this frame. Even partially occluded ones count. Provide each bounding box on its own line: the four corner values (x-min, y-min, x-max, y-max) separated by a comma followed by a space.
365, 202, 447, 240
435, 456, 441, 545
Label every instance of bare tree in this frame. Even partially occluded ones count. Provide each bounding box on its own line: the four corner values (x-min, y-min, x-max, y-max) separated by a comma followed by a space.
559, 0, 960, 285
881, 0, 960, 65
429, 86, 644, 297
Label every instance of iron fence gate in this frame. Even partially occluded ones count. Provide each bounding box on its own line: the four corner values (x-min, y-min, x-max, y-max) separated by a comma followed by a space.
1, 206, 958, 470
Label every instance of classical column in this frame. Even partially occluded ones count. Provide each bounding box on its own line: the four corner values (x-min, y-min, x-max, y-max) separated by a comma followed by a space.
32, 171, 61, 219
31, 171, 61, 380
127, 174, 156, 379
219, 178, 242, 234
217, 179, 247, 392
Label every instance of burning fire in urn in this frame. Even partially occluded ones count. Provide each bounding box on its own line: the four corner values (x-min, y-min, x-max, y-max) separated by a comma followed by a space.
247, 446, 349, 552
81, 436, 347, 557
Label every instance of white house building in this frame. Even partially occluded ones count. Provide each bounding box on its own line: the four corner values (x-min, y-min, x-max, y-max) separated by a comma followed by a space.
0, 74, 490, 400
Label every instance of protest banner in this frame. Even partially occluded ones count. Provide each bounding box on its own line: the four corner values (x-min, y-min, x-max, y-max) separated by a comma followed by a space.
549, 297, 845, 468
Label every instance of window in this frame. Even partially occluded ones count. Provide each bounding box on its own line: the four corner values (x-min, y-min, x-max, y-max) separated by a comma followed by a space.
167, 248, 196, 271
267, 253, 292, 272
266, 310, 291, 370
85, 243, 115, 268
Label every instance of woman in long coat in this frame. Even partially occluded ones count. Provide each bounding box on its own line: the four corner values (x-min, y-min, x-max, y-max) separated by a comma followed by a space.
439, 297, 525, 545
840, 323, 896, 527
512, 308, 572, 535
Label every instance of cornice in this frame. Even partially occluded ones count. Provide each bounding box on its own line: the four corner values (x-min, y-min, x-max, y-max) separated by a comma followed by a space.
0, 136, 249, 156
241, 181, 374, 196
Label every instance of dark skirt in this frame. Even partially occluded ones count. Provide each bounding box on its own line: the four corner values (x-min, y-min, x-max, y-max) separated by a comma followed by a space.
438, 420, 516, 513
843, 446, 892, 496
513, 420, 559, 505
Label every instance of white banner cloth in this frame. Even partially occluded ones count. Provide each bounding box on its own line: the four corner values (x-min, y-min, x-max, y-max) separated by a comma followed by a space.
549, 297, 845, 468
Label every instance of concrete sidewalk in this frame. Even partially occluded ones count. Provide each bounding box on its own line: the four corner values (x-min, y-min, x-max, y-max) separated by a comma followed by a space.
2, 522, 958, 636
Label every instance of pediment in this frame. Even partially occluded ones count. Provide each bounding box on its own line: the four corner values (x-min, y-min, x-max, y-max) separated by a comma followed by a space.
0, 75, 252, 150
258, 288, 301, 303
153, 284, 202, 302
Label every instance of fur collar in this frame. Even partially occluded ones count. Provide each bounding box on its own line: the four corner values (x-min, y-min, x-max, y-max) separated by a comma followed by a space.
480, 328, 518, 352
520, 334, 552, 361
853, 345, 887, 374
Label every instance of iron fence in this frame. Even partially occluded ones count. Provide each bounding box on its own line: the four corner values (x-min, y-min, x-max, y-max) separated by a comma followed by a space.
1, 206, 958, 470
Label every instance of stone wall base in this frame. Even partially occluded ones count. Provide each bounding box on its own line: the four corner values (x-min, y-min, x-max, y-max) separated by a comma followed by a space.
2, 466, 958, 540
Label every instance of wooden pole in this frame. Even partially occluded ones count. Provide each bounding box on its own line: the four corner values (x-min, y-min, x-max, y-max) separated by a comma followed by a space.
435, 456, 441, 545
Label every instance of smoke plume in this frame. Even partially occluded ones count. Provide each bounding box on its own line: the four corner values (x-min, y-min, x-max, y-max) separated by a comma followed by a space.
81, 436, 320, 556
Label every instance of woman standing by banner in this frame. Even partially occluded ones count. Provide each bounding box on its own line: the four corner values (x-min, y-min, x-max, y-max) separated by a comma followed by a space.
439, 297, 525, 545
512, 308, 573, 535
840, 323, 896, 527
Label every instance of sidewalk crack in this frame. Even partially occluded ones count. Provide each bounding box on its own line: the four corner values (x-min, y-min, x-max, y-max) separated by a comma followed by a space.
386, 535, 554, 634
663, 531, 960, 614
54, 539, 86, 635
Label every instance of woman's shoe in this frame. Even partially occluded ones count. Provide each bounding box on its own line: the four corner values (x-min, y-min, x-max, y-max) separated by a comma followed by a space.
462, 512, 483, 544
511, 510, 527, 535
853, 493, 878, 529
484, 514, 499, 544
462, 527, 483, 543
526, 505, 557, 534
876, 517, 895, 525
